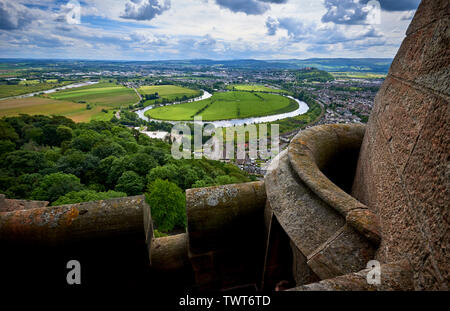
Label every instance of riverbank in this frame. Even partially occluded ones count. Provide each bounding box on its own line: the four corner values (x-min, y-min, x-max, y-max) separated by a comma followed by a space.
135, 91, 308, 128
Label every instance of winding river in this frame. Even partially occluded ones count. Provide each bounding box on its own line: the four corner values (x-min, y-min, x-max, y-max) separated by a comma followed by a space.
135, 90, 309, 128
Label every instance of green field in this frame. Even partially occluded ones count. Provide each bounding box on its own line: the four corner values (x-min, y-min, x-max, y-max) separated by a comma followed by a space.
331, 72, 387, 79
227, 84, 287, 93
0, 82, 138, 122
49, 82, 139, 108
0, 81, 73, 99
0, 97, 109, 122
138, 85, 201, 106
146, 91, 298, 121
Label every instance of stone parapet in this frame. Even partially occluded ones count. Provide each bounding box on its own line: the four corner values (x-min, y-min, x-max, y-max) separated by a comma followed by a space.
185, 182, 267, 290
0, 195, 150, 244
186, 181, 266, 253
0, 195, 49, 212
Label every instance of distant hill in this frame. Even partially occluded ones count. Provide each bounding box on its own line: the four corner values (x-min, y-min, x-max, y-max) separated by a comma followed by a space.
266, 58, 392, 73
0, 58, 393, 73
147, 58, 392, 73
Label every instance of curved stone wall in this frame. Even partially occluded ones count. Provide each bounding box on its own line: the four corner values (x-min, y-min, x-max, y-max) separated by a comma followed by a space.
352, 0, 449, 290
265, 124, 378, 284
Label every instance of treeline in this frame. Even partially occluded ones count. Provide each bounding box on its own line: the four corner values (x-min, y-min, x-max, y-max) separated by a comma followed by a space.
0, 115, 250, 233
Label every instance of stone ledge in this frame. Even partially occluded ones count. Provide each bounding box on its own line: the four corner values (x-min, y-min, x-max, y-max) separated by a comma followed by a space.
288, 260, 414, 291
0, 195, 149, 244
0, 195, 49, 212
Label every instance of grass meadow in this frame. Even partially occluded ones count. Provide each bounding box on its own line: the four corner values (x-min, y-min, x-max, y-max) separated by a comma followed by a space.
146, 91, 298, 121
48, 82, 139, 108
227, 84, 288, 94
0, 81, 73, 99
138, 85, 201, 106
0, 82, 137, 122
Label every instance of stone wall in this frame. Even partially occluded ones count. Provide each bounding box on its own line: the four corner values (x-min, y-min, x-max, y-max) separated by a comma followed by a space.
0, 194, 49, 212
0, 195, 153, 288
352, 0, 449, 290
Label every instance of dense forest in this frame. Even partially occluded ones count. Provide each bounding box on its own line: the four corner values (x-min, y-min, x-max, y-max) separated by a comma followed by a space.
0, 115, 250, 233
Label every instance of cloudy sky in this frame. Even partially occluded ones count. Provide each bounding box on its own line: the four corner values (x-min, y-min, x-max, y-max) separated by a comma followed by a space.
0, 0, 421, 60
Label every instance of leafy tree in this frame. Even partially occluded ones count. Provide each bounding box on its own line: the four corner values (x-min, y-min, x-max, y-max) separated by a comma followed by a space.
107, 156, 130, 188
32, 172, 83, 202
56, 125, 73, 142
178, 165, 202, 189
215, 175, 237, 185
128, 153, 158, 176
192, 176, 215, 188
115, 171, 145, 196
5, 173, 42, 199
0, 140, 15, 156
41, 124, 60, 146
44, 148, 61, 164
4, 150, 48, 176
111, 126, 134, 141
94, 155, 117, 186
143, 146, 168, 165
123, 141, 140, 154
91, 141, 126, 159
23, 126, 44, 144
147, 164, 178, 185
146, 179, 186, 232
56, 150, 100, 179
52, 190, 127, 206
71, 130, 102, 152
0, 120, 19, 142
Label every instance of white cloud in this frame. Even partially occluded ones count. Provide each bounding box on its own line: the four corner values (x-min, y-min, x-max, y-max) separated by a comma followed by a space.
121, 0, 171, 21
0, 0, 418, 59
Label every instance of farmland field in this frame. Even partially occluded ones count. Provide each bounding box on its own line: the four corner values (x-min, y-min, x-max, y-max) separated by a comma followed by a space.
48, 82, 139, 108
0, 81, 73, 98
146, 91, 298, 121
227, 84, 287, 93
330, 72, 387, 79
138, 85, 201, 106
0, 97, 107, 122
0, 82, 136, 122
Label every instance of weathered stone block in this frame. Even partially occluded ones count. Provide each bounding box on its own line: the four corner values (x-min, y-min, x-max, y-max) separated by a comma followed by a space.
307, 225, 376, 280
265, 150, 345, 256
406, 0, 450, 36
186, 181, 266, 253
0, 198, 49, 212
0, 195, 148, 243
289, 260, 414, 291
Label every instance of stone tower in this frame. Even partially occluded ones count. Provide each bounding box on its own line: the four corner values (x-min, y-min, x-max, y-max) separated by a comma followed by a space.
352, 0, 449, 290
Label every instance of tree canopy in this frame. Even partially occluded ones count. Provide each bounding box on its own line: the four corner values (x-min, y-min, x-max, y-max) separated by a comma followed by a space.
0, 114, 250, 233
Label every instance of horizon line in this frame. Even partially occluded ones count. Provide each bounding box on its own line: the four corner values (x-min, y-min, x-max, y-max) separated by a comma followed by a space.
0, 57, 394, 62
